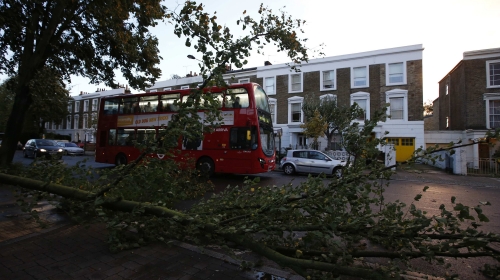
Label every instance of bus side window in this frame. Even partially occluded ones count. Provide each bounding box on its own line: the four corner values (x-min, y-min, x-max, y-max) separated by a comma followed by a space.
116, 128, 135, 146
108, 129, 116, 146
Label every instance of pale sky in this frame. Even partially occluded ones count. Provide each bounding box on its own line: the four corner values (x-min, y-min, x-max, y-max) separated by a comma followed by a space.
5, 0, 500, 103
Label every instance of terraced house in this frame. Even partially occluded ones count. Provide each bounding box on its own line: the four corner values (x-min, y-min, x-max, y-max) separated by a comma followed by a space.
148, 44, 424, 162
425, 47, 500, 175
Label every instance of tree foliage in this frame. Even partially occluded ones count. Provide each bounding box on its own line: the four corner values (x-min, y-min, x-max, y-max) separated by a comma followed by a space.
0, 0, 313, 165
423, 99, 434, 116
0, 69, 70, 134
300, 109, 327, 150
0, 0, 165, 165
302, 93, 372, 151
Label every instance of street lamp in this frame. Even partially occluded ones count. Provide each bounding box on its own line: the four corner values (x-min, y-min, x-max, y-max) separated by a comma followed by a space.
187, 54, 203, 63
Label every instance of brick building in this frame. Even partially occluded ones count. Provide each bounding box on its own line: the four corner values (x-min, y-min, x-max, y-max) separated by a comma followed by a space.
45, 87, 130, 143
147, 45, 424, 162
425, 47, 500, 172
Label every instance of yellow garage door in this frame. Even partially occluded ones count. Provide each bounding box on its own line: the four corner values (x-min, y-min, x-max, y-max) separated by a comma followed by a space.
386, 138, 415, 162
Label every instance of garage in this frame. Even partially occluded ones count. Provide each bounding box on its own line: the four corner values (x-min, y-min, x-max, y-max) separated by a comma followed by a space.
386, 137, 415, 162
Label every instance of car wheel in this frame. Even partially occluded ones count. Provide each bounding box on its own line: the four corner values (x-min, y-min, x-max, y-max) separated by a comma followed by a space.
23, 151, 28, 158
283, 164, 295, 175
115, 153, 128, 165
333, 167, 343, 178
197, 157, 214, 177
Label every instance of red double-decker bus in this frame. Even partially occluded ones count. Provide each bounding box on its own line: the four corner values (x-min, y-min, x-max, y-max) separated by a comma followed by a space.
95, 83, 276, 175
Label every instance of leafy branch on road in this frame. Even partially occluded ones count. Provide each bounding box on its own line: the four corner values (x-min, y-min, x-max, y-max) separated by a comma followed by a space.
2, 112, 500, 279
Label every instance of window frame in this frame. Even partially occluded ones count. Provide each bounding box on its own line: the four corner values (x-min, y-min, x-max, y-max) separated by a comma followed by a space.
92, 99, 98, 111
483, 93, 500, 129
287, 96, 304, 123
75, 101, 80, 113
486, 60, 500, 88
350, 92, 370, 121
67, 102, 72, 113
288, 73, 303, 93
269, 97, 277, 124
82, 114, 88, 129
66, 115, 71, 129
74, 115, 79, 129
163, 87, 172, 91
385, 89, 408, 122
238, 78, 250, 84
351, 66, 369, 88
264, 76, 276, 95
386, 62, 407, 86
320, 70, 337, 91
180, 85, 190, 90
84, 100, 89, 112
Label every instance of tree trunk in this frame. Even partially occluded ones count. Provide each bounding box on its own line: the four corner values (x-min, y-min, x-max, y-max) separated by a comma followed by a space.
0, 84, 32, 166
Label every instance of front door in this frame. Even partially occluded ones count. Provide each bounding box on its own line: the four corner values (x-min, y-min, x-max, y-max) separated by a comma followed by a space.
298, 134, 307, 149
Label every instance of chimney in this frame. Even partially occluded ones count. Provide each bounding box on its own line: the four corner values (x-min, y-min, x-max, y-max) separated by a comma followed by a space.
264, 61, 272, 66
194, 72, 197, 76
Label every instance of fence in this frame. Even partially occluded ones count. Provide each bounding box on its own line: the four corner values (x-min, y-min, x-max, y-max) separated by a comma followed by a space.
466, 158, 500, 176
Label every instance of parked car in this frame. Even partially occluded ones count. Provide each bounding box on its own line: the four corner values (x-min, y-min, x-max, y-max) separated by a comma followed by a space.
23, 139, 63, 159
56, 142, 85, 156
280, 149, 346, 177
73, 141, 88, 148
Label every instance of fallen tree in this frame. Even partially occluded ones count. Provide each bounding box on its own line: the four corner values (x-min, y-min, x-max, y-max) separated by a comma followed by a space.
2, 122, 500, 279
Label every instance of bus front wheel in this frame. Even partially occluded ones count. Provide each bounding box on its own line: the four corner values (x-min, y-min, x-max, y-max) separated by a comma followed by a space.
115, 153, 128, 165
197, 157, 214, 177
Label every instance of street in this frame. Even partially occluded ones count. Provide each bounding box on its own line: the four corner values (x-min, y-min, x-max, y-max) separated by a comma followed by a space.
8, 150, 500, 279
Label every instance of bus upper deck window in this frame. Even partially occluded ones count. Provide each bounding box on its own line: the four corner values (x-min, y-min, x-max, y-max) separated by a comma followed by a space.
160, 93, 180, 112
104, 99, 120, 115
225, 89, 249, 109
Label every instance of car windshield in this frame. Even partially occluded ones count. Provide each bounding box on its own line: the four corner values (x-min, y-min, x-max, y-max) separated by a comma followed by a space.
65, 143, 78, 147
36, 140, 56, 146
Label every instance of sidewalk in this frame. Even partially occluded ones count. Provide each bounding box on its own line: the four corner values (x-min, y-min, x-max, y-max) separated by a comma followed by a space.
392, 163, 500, 188
0, 185, 301, 280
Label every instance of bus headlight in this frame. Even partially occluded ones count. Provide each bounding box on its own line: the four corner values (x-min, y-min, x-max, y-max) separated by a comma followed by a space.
258, 158, 265, 168
40, 149, 47, 152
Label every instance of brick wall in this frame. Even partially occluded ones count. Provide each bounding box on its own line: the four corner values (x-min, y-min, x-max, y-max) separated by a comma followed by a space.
272, 60, 423, 124
438, 57, 500, 130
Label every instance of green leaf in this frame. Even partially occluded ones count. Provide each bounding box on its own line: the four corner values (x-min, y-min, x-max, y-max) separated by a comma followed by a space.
451, 196, 456, 204
478, 213, 489, 222
414, 194, 422, 201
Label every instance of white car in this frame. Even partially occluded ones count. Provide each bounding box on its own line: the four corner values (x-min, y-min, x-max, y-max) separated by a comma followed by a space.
57, 142, 85, 156
280, 149, 346, 177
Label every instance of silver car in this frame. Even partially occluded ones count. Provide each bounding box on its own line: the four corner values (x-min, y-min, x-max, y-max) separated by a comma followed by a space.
56, 142, 85, 156
280, 149, 346, 177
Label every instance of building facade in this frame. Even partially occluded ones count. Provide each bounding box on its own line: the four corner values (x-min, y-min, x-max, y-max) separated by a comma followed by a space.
45, 87, 130, 143
147, 45, 424, 162
425, 47, 500, 172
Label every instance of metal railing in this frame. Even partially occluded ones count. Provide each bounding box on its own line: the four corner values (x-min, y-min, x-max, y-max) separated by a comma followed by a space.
467, 158, 500, 176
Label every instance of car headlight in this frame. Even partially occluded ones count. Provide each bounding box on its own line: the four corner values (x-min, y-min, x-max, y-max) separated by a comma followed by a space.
40, 149, 46, 152
58, 149, 63, 152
